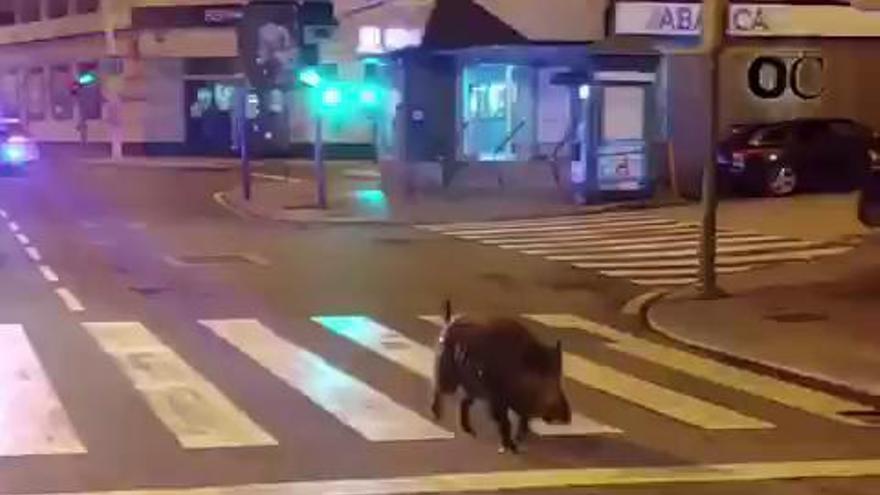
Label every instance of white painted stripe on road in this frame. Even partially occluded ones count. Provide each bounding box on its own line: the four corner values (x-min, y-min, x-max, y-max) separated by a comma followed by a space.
38, 265, 60, 282
200, 319, 452, 442
28, 458, 880, 494
420, 211, 656, 231
7, 221, 19, 232
420, 316, 771, 430
526, 236, 786, 255
548, 240, 824, 262
15, 233, 29, 245
316, 316, 619, 437
601, 266, 753, 278
505, 229, 761, 250
631, 278, 698, 286
0, 325, 86, 456
448, 218, 674, 236
573, 246, 853, 269
84, 321, 277, 448
456, 219, 679, 239
55, 288, 84, 312
479, 225, 700, 245
0, 209, 7, 219
25, 246, 41, 262
526, 314, 876, 427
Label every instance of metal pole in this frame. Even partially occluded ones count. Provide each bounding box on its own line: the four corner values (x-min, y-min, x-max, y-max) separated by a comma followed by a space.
237, 84, 252, 201
315, 114, 327, 209
698, 0, 728, 298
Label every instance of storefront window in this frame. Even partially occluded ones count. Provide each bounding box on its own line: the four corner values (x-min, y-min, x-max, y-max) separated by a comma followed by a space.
0, 0, 15, 25
24, 67, 45, 121
18, 0, 40, 23
47, 0, 68, 18
0, 71, 20, 118
601, 86, 645, 141
50, 64, 74, 120
75, 0, 99, 14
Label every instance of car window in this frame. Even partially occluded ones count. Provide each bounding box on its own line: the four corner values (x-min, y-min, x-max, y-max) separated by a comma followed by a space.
829, 121, 867, 139
754, 125, 790, 144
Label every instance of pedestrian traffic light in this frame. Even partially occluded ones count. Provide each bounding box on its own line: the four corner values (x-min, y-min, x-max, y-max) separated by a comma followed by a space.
358, 87, 378, 107
320, 86, 342, 108
298, 67, 322, 88
77, 71, 98, 86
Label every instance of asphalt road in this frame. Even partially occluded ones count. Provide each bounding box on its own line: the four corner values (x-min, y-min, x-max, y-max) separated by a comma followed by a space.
0, 159, 879, 495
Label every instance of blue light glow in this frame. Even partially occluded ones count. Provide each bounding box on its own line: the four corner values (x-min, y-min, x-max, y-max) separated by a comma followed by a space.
355, 189, 386, 204
2, 144, 26, 164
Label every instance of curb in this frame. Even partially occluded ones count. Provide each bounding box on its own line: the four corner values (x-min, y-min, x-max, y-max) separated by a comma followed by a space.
212, 188, 689, 226
212, 191, 396, 226
642, 292, 880, 405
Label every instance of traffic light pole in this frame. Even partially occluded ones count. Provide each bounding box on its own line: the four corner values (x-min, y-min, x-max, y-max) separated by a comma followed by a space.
314, 114, 328, 209
698, 0, 728, 298
236, 83, 252, 202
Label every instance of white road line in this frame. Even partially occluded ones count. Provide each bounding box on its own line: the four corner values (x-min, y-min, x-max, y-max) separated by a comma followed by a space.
28, 458, 880, 494
25, 246, 41, 262
419, 316, 770, 430
0, 209, 7, 218
200, 319, 452, 442
601, 266, 753, 278
504, 229, 760, 250
55, 288, 84, 312
526, 314, 876, 426
548, 240, 823, 262
419, 211, 657, 231
479, 225, 700, 245
525, 236, 787, 255
15, 233, 29, 245
314, 316, 619, 437
0, 325, 86, 456
631, 278, 698, 286
572, 246, 853, 269
83, 321, 277, 449
7, 221, 19, 232
456, 219, 679, 239
446, 218, 674, 237
38, 265, 59, 282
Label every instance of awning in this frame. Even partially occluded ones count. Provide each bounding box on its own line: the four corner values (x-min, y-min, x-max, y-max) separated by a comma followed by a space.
420, 0, 528, 50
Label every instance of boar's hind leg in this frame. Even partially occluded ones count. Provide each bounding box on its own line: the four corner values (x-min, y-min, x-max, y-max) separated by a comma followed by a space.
490, 400, 517, 453
459, 396, 476, 436
515, 415, 531, 443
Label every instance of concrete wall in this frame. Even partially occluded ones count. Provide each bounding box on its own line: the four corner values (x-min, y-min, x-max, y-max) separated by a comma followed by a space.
719, 39, 880, 132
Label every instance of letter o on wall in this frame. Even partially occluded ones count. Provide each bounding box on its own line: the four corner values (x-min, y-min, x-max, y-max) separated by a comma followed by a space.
748, 56, 786, 99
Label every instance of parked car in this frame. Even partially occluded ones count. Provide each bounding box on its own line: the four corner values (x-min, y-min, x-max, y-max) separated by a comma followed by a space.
0, 119, 39, 174
858, 160, 880, 227
717, 118, 880, 197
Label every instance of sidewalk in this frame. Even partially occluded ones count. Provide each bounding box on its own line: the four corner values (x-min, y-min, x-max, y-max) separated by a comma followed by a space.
217, 172, 684, 224
83, 156, 374, 171
647, 234, 880, 396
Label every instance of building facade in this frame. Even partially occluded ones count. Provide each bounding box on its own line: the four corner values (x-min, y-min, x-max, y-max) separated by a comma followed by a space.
613, 0, 880, 197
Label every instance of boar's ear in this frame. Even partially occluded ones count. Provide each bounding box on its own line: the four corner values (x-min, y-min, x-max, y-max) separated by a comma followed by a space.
443, 299, 453, 324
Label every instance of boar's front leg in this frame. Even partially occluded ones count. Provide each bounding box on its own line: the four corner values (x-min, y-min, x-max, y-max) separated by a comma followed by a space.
489, 399, 517, 453
459, 396, 476, 436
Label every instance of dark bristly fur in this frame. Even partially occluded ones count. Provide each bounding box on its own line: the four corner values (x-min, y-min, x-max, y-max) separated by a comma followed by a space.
431, 300, 572, 453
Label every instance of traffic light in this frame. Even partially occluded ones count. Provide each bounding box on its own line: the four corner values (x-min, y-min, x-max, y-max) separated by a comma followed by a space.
358, 86, 378, 107
320, 86, 342, 108
298, 67, 322, 88
77, 71, 98, 86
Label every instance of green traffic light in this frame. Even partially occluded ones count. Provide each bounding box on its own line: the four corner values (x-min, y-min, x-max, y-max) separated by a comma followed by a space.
359, 88, 378, 106
298, 68, 321, 87
321, 87, 342, 107
77, 72, 97, 86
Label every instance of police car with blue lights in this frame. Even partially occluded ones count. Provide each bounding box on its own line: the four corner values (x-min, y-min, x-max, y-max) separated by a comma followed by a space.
0, 119, 38, 173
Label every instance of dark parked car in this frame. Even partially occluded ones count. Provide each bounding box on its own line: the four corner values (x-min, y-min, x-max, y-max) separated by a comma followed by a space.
858, 161, 880, 227
717, 118, 880, 197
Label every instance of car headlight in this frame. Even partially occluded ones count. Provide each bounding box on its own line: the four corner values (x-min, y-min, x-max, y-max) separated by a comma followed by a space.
869, 149, 880, 164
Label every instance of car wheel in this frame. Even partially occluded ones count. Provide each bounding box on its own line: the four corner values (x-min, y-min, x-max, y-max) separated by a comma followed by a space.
764, 163, 798, 197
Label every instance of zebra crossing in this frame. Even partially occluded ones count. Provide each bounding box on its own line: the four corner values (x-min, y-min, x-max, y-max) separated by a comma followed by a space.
417, 212, 856, 286
1, 312, 876, 458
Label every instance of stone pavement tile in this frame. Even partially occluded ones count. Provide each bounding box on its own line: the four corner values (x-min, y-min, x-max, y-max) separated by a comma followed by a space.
648, 238, 880, 396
